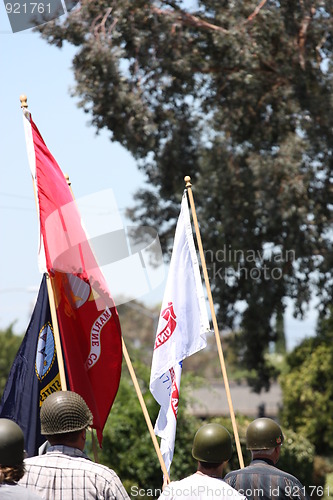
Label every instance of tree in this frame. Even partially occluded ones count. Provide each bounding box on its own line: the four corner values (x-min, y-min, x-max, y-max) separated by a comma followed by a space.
0, 325, 23, 396
280, 310, 333, 456
38, 0, 333, 390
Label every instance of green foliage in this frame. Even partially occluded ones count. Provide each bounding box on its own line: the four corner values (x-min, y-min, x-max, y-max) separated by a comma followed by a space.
0, 325, 23, 396
37, 1, 333, 390
280, 429, 316, 491
281, 311, 333, 455
324, 470, 333, 499
275, 309, 287, 355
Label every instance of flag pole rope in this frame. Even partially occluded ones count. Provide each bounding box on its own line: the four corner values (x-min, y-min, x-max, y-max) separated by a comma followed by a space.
184, 175, 244, 469
20, 94, 68, 392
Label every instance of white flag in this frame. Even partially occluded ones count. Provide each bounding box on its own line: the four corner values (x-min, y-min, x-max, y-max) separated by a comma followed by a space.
150, 191, 210, 473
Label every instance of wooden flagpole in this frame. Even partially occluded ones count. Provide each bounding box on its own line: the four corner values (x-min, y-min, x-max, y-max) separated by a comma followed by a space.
184, 175, 244, 469
121, 339, 170, 482
45, 276, 68, 391
20, 94, 68, 392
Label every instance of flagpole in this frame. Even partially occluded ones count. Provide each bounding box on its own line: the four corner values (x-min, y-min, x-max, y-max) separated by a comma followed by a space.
20, 94, 68, 392
122, 339, 170, 482
45, 276, 68, 391
64, 172, 170, 481
184, 176, 244, 469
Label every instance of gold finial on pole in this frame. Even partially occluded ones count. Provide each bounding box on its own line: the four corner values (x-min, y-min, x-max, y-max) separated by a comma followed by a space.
65, 174, 71, 187
65, 174, 75, 199
184, 175, 192, 188
20, 94, 28, 108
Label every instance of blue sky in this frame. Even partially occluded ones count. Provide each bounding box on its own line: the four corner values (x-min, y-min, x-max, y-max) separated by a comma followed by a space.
0, 5, 317, 350
0, 6, 159, 334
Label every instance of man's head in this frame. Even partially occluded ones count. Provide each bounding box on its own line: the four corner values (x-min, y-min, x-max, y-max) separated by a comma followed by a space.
40, 391, 93, 449
0, 418, 25, 483
246, 417, 284, 463
192, 423, 232, 468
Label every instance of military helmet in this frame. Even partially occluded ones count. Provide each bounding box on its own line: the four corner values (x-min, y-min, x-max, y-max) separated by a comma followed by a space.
0, 418, 24, 466
246, 418, 284, 450
192, 423, 232, 463
40, 391, 93, 436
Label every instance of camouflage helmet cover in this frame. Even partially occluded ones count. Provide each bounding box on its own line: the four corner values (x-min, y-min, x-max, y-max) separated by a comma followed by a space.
40, 391, 93, 436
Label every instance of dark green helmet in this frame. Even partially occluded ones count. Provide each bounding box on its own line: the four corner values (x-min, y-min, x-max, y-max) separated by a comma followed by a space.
40, 391, 93, 436
192, 423, 232, 463
0, 419, 24, 466
246, 418, 284, 450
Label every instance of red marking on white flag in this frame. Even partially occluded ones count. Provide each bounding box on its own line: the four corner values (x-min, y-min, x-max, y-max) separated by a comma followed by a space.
154, 302, 177, 350
169, 367, 179, 419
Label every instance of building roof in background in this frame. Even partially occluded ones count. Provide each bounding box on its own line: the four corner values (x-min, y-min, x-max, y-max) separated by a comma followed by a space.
188, 380, 282, 418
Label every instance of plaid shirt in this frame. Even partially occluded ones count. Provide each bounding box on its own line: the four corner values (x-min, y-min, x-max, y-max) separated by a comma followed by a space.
18, 445, 130, 500
224, 459, 310, 500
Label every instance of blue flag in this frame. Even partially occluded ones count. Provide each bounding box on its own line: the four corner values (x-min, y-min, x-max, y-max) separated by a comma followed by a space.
0, 274, 62, 457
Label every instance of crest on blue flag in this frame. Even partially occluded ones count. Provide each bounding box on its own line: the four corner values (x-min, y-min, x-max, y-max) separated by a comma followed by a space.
35, 323, 56, 381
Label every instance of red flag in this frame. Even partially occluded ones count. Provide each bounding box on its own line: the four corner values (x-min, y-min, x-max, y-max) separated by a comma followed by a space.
23, 108, 122, 445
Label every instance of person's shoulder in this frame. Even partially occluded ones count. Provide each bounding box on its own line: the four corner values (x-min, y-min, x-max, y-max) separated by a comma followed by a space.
225, 463, 305, 489
86, 460, 121, 478
224, 468, 243, 479
162, 474, 194, 489
157, 476, 195, 499
159, 474, 247, 500
60, 455, 122, 482
221, 480, 248, 499
226, 462, 280, 478
24, 452, 121, 481
24, 454, 48, 466
0, 483, 43, 499
277, 468, 305, 486
250, 463, 305, 485
23, 454, 129, 498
